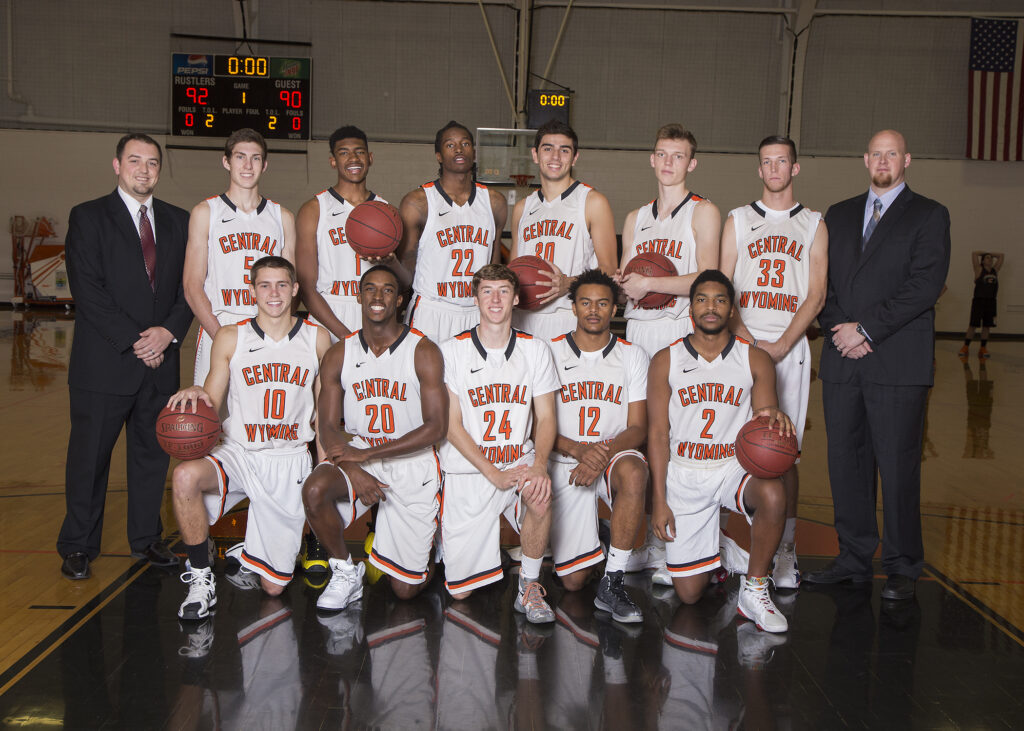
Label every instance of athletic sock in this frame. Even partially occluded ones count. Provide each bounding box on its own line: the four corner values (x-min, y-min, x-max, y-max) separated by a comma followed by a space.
186, 541, 211, 570
520, 555, 543, 585
605, 546, 631, 575
603, 656, 627, 684
782, 517, 797, 545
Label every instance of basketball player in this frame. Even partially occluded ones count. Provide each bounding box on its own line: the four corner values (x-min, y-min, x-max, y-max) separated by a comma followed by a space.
398, 121, 508, 344
301, 265, 448, 610
439, 263, 558, 623
184, 128, 296, 386
648, 270, 792, 633
169, 256, 331, 619
510, 120, 618, 341
720, 135, 828, 589
297, 125, 390, 342
548, 269, 649, 623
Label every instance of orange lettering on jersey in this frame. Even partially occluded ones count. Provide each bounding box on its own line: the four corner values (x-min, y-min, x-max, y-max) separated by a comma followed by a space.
478, 443, 524, 465
328, 227, 347, 246
738, 291, 799, 313
242, 363, 310, 387
676, 383, 744, 407
351, 378, 409, 402
746, 235, 804, 262
558, 381, 623, 405
219, 232, 279, 254
435, 281, 474, 299
220, 289, 255, 307
676, 441, 736, 461
468, 383, 528, 407
521, 219, 574, 243
244, 422, 300, 442
635, 238, 683, 259
436, 226, 490, 248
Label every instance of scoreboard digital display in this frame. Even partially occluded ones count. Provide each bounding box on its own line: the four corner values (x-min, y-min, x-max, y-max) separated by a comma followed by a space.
527, 89, 571, 129
171, 53, 311, 140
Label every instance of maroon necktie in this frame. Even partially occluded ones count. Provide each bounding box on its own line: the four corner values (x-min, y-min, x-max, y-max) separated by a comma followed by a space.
139, 204, 157, 289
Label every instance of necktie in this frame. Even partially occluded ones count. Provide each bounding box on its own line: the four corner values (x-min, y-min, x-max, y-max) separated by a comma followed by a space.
139, 204, 157, 289
862, 199, 882, 249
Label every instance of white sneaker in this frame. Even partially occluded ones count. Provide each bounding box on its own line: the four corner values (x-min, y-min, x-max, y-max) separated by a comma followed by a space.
513, 576, 555, 624
624, 543, 666, 573
720, 532, 750, 575
772, 542, 800, 589
505, 545, 553, 562
224, 541, 244, 565
178, 619, 215, 658
317, 557, 365, 611
737, 577, 788, 633
178, 564, 217, 620
318, 605, 365, 655
651, 565, 674, 586
736, 622, 788, 668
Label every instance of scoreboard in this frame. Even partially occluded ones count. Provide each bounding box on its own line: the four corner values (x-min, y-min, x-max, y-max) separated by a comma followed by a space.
171, 53, 311, 140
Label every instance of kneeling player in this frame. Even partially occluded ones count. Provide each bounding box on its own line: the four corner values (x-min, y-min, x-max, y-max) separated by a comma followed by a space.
171, 256, 331, 619
439, 264, 558, 623
549, 269, 649, 623
302, 265, 448, 610
648, 270, 792, 633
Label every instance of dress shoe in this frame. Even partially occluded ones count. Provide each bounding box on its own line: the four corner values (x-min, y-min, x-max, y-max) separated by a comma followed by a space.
61, 552, 91, 580
132, 541, 180, 568
802, 560, 872, 585
880, 574, 916, 601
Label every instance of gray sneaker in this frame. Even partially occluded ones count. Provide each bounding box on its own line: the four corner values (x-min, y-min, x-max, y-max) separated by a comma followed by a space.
514, 577, 555, 624
594, 571, 643, 624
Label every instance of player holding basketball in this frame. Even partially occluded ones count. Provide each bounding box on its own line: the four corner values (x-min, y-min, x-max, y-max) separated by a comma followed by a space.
398, 121, 508, 344
648, 270, 792, 632
720, 135, 828, 589
169, 256, 331, 619
301, 265, 448, 610
618, 124, 721, 356
439, 263, 558, 623
510, 120, 618, 341
184, 128, 296, 386
297, 125, 391, 342
548, 269, 649, 623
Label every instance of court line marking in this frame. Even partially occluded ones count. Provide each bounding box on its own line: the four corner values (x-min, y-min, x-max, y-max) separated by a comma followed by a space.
923, 564, 1024, 649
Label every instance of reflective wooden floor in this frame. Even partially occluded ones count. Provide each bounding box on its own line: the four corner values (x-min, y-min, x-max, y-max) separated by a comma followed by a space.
1, 308, 1022, 729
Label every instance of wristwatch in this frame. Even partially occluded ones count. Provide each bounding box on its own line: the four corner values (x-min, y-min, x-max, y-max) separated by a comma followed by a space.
856, 323, 871, 342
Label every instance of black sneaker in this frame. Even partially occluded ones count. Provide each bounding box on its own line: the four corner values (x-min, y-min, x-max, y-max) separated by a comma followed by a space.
301, 533, 329, 574
593, 571, 643, 624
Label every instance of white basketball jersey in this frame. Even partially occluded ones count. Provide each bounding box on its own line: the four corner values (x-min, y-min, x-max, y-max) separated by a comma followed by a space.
549, 332, 649, 464
341, 326, 427, 450
624, 193, 704, 322
314, 189, 385, 305
668, 336, 753, 468
204, 195, 286, 322
517, 181, 596, 313
223, 318, 320, 454
729, 202, 821, 338
440, 328, 559, 473
412, 180, 496, 307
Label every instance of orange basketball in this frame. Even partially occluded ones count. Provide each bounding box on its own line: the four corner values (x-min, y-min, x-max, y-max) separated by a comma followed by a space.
623, 251, 676, 309
508, 255, 556, 311
735, 415, 798, 479
346, 200, 403, 258
156, 402, 222, 460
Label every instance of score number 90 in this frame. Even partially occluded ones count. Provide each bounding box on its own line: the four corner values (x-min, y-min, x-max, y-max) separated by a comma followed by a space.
181, 87, 304, 132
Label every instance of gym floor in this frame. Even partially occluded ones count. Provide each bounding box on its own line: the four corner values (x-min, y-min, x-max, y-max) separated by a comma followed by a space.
1, 308, 1021, 729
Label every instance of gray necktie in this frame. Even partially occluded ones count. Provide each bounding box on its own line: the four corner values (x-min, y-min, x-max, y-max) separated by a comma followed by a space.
862, 199, 882, 249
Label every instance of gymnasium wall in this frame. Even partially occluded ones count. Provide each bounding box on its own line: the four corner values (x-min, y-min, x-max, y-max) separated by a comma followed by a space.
1, 127, 1021, 334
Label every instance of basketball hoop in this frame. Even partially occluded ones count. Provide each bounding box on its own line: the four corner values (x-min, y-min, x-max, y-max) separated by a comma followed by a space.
510, 174, 534, 188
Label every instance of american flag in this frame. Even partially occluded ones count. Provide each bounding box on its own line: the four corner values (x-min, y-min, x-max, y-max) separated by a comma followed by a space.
967, 18, 1023, 161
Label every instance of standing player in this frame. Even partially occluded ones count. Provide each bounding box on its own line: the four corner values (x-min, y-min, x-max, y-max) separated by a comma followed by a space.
439, 263, 558, 623
297, 125, 388, 341
184, 128, 296, 386
960, 250, 1003, 358
301, 265, 448, 610
720, 136, 828, 589
169, 256, 331, 619
548, 269, 649, 623
648, 270, 792, 633
398, 121, 508, 344
510, 120, 618, 341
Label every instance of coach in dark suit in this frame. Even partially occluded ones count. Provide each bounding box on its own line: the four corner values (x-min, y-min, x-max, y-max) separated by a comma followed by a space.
805, 130, 949, 600
58, 134, 193, 579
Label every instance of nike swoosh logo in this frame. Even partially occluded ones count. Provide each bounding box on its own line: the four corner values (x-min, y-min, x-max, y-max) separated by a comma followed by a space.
332, 210, 345, 216
248, 347, 263, 352
563, 364, 578, 370
222, 218, 235, 223
470, 366, 484, 373
438, 211, 450, 217
528, 209, 540, 216
751, 223, 766, 231
355, 362, 366, 368
799, 358, 805, 365
640, 225, 653, 231
683, 366, 698, 373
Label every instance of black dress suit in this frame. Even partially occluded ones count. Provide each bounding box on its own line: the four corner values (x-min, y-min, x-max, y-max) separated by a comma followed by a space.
58, 189, 192, 559
819, 185, 949, 578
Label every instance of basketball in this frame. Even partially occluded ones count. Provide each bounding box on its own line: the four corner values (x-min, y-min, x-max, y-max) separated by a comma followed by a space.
623, 251, 676, 308
346, 200, 403, 258
156, 402, 222, 460
735, 415, 798, 479
508, 255, 556, 311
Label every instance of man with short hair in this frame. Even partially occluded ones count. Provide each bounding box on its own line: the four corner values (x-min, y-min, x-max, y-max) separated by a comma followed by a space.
184, 128, 296, 386
510, 120, 618, 341
720, 135, 829, 589
169, 256, 331, 619
398, 121, 508, 344
59, 133, 192, 579
301, 265, 448, 612
648, 270, 793, 633
807, 130, 950, 601
439, 263, 558, 623
548, 269, 649, 623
